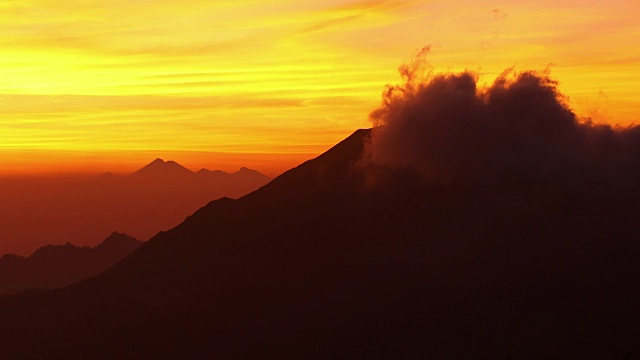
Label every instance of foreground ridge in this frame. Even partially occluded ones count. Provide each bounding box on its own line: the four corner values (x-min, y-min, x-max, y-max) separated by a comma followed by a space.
0, 128, 639, 359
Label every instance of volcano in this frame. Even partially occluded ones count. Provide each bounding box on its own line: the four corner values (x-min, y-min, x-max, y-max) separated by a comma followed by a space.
0, 129, 638, 358
130, 158, 194, 179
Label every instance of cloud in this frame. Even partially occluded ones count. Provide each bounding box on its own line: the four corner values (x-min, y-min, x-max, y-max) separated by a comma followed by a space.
361, 48, 640, 195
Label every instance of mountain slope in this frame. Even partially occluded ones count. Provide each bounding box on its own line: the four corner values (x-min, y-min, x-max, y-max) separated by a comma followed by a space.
0, 232, 141, 295
0, 129, 639, 359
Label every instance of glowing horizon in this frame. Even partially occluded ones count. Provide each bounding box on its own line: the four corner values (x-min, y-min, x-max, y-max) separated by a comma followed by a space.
1, 0, 639, 176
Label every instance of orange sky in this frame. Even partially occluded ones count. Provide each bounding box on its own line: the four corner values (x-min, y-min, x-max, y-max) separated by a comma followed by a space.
1, 0, 639, 177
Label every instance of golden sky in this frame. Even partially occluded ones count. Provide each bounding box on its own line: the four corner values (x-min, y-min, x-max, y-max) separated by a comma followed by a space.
1, 0, 639, 176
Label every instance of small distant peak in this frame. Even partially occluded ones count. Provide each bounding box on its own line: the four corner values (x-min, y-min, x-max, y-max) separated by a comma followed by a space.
132, 158, 193, 177
196, 168, 227, 176
233, 167, 270, 179
99, 232, 141, 248
104, 231, 137, 241
236, 167, 258, 174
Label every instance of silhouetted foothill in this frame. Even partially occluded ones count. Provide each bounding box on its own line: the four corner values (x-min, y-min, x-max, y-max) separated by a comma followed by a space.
0, 232, 142, 295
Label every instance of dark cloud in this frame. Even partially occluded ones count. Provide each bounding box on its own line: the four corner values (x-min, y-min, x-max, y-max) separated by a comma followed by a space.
361, 49, 640, 195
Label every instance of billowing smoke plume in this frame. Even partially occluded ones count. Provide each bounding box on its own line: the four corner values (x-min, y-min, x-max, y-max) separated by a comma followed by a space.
362, 49, 640, 194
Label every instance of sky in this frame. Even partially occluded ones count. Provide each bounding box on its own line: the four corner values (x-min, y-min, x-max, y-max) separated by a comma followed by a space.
1, 0, 639, 176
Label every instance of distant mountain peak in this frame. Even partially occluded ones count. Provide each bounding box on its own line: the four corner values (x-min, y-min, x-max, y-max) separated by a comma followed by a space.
103, 231, 138, 243
194, 166, 271, 180
196, 168, 224, 175
98, 232, 142, 250
131, 158, 194, 178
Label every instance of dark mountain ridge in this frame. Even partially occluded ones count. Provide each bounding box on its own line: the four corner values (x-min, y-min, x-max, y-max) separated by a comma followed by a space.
0, 232, 142, 295
0, 129, 639, 358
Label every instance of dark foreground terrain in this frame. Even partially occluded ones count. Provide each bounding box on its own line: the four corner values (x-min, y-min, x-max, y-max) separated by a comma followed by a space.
0, 129, 639, 359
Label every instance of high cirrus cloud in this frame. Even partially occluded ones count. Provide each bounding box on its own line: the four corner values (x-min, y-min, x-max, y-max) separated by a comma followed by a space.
362, 49, 640, 193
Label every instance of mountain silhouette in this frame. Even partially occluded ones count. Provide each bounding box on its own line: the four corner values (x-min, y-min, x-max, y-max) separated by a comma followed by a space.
0, 232, 141, 295
0, 129, 639, 358
195, 166, 271, 184
0, 161, 271, 256
130, 158, 194, 179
